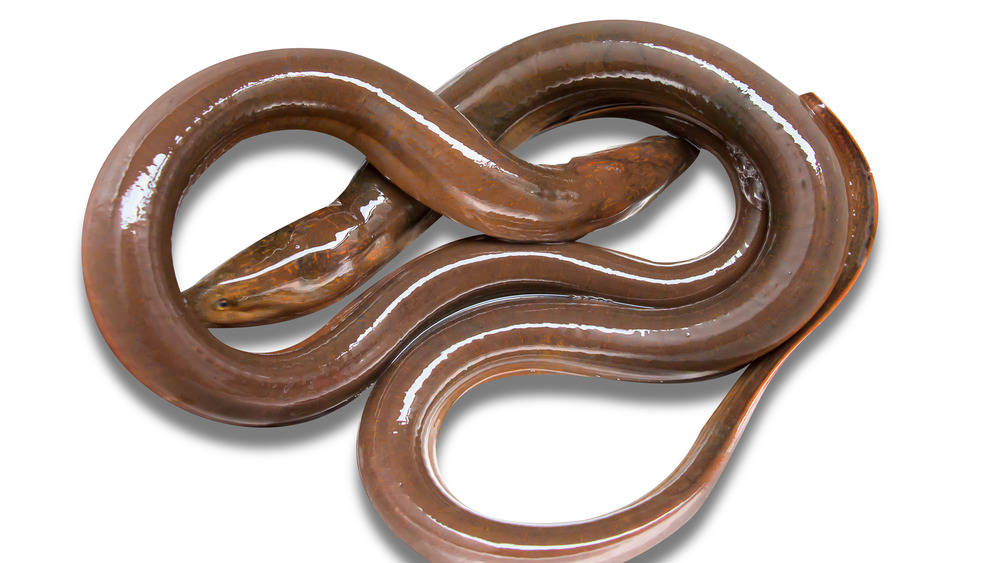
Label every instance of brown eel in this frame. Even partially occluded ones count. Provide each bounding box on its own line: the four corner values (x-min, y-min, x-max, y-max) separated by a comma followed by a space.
82, 21, 876, 562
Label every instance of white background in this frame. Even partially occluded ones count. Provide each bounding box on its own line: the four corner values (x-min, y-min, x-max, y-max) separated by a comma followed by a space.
2, 2, 996, 561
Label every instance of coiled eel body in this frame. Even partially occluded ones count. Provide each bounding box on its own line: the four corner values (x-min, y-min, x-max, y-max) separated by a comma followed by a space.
82, 21, 876, 562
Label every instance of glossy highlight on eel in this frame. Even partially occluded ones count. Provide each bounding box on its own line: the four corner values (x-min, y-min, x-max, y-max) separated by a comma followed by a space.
82, 21, 877, 562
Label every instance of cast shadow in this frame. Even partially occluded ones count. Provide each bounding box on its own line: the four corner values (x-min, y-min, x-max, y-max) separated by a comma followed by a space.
82, 114, 881, 559
79, 252, 369, 449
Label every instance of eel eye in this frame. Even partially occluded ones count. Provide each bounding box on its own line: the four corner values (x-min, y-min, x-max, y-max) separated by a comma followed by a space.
215, 298, 233, 310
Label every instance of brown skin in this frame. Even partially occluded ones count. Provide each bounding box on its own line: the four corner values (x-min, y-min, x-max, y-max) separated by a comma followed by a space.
184, 136, 697, 327
359, 93, 876, 562
182, 175, 439, 327
82, 21, 874, 562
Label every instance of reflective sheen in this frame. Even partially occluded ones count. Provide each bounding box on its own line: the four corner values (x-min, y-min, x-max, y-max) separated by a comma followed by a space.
82, 21, 876, 562
184, 137, 695, 326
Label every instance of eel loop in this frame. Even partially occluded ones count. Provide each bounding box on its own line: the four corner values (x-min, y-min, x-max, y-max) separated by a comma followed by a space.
82, 21, 876, 562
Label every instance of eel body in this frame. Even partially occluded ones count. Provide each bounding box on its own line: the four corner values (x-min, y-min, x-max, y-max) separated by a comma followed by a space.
82, 21, 876, 562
